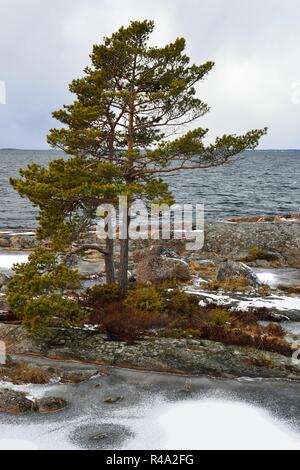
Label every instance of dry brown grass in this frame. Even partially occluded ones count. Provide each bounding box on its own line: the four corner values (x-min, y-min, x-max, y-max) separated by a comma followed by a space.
200, 320, 293, 357
205, 277, 251, 292
159, 314, 293, 357
205, 277, 271, 295
277, 284, 300, 295
0, 361, 56, 384
188, 261, 217, 280
257, 284, 272, 296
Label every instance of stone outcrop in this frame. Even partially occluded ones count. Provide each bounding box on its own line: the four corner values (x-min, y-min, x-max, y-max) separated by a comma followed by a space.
203, 220, 300, 267
135, 245, 191, 283
0, 274, 9, 288
35, 397, 67, 414
1, 217, 300, 267
0, 324, 300, 379
216, 261, 262, 287
0, 388, 33, 414
0, 388, 68, 414
0, 231, 37, 250
61, 368, 99, 384
0, 238, 10, 248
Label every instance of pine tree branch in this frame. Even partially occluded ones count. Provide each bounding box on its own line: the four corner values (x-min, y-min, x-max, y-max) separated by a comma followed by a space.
71, 244, 108, 256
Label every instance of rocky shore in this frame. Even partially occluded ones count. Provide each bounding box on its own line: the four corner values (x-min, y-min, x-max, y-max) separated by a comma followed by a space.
1, 214, 300, 266
0, 215, 300, 387
1, 323, 300, 380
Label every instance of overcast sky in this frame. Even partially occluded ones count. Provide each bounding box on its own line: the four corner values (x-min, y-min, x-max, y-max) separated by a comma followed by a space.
1, 0, 300, 149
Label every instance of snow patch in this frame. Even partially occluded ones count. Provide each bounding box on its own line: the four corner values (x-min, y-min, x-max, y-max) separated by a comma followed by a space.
0, 253, 29, 269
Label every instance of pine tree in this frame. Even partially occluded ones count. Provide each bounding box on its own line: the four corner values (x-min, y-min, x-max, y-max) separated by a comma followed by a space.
12, 20, 267, 295
47, 20, 266, 289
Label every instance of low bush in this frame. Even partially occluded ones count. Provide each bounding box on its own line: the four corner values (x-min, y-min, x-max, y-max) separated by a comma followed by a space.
245, 246, 275, 262
125, 286, 165, 313
85, 284, 125, 309
210, 308, 232, 326
100, 303, 169, 343
7, 247, 85, 331
264, 322, 285, 337
200, 319, 293, 357
188, 261, 217, 279
163, 289, 200, 316
84, 284, 292, 356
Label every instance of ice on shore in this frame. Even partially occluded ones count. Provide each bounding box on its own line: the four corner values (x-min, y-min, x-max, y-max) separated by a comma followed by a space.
125, 399, 300, 450
0, 395, 299, 450
0, 253, 29, 270
236, 295, 300, 312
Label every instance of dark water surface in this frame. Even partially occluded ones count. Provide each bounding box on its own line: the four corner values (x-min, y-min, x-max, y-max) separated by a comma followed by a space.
0, 149, 300, 228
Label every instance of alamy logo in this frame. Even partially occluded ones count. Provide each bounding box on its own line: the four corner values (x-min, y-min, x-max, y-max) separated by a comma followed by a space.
0, 81, 6, 104
96, 197, 205, 251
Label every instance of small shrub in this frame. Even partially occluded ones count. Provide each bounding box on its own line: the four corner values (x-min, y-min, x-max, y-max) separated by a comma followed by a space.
210, 308, 232, 326
201, 320, 294, 357
85, 284, 124, 309
7, 247, 84, 331
246, 246, 275, 262
164, 289, 200, 316
21, 294, 85, 332
188, 261, 217, 279
125, 286, 165, 313
231, 310, 258, 324
101, 304, 169, 343
167, 316, 192, 330
257, 284, 272, 296
264, 323, 285, 337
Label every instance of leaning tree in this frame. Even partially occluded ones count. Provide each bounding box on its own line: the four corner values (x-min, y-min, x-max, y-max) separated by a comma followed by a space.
11, 20, 267, 297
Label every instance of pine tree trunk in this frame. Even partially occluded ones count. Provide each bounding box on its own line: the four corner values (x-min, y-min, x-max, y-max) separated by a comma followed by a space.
118, 213, 130, 291
104, 237, 115, 284
119, 237, 129, 291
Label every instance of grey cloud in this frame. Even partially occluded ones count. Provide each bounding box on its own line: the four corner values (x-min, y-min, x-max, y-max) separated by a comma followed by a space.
0, 0, 299, 148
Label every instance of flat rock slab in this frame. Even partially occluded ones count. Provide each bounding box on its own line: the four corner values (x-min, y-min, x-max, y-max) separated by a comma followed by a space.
1, 323, 300, 379
0, 388, 33, 414
35, 397, 67, 414
61, 368, 99, 384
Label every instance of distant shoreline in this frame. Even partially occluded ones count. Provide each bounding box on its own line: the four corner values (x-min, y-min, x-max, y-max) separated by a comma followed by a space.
1, 148, 300, 152
0, 148, 63, 152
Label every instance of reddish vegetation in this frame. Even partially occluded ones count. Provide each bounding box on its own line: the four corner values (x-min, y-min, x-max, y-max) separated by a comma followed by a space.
83, 284, 294, 356
205, 277, 271, 295
206, 277, 250, 292
92, 303, 169, 343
